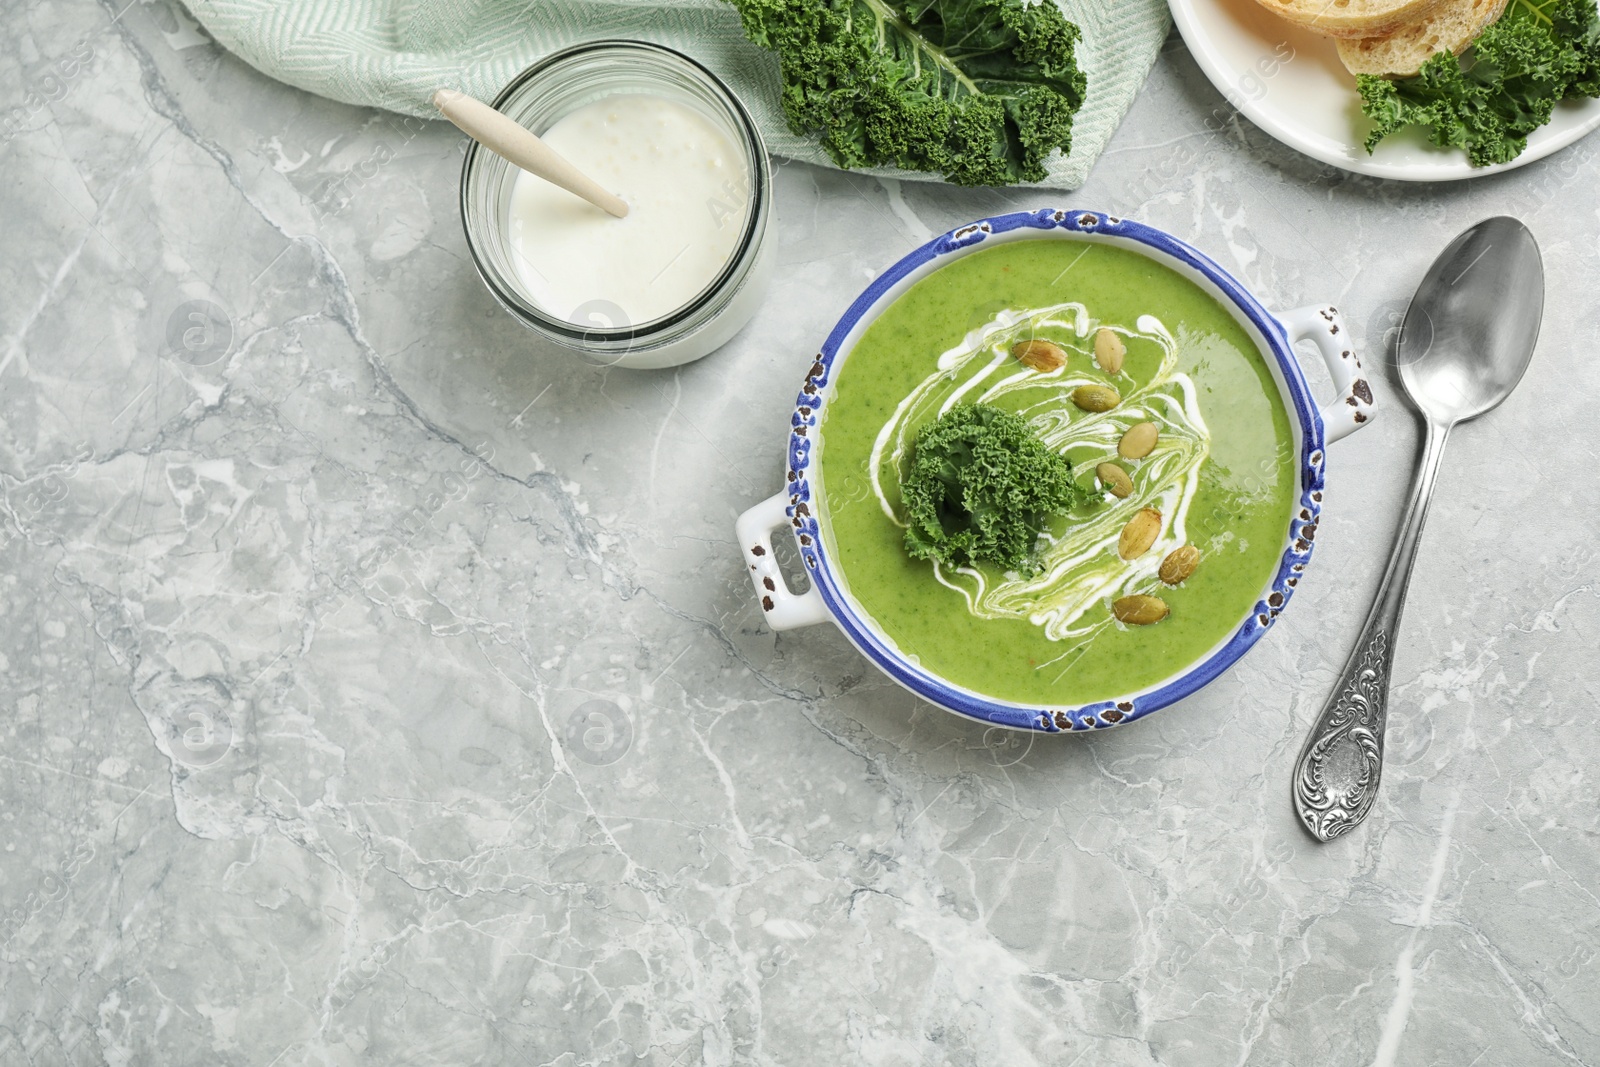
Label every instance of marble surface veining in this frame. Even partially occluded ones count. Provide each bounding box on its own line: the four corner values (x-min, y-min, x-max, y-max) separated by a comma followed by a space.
2, 2, 1599, 1064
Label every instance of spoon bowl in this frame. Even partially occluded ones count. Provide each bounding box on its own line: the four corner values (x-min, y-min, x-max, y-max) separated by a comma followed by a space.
1398, 217, 1544, 426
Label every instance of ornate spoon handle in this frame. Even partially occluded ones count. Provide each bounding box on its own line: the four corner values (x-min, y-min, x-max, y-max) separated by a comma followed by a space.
1292, 421, 1451, 842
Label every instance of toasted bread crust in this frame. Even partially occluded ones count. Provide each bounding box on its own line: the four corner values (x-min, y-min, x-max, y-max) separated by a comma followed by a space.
1336, 0, 1510, 74
1253, 0, 1451, 39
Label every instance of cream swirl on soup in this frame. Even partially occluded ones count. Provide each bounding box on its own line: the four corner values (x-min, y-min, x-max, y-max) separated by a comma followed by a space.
867, 303, 1211, 654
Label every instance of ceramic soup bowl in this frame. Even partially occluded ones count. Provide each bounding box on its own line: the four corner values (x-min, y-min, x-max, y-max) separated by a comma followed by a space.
735, 209, 1374, 732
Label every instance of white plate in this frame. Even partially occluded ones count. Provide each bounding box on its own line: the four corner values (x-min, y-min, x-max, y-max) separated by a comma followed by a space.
1170, 0, 1600, 180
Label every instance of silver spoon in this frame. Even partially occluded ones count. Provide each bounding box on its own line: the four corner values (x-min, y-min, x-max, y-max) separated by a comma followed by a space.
1292, 217, 1544, 843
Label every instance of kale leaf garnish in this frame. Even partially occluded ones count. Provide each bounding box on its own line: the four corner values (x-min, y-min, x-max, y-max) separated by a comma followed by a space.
727, 0, 1087, 185
1358, 0, 1600, 166
900, 404, 1088, 571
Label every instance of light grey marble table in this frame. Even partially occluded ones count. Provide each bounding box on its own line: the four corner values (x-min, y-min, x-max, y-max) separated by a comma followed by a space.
3, 2, 1599, 1064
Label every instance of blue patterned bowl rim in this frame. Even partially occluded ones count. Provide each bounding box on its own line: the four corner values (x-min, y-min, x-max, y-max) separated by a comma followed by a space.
785, 209, 1329, 733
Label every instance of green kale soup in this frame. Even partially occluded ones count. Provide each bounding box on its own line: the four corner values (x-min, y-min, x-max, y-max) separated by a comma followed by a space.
817, 239, 1297, 706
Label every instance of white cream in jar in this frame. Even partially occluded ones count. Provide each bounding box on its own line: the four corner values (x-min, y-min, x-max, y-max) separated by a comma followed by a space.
507, 93, 750, 327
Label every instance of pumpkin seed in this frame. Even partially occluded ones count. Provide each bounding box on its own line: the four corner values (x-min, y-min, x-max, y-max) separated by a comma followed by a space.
1113, 594, 1169, 626
1096, 462, 1133, 499
1159, 545, 1201, 585
1011, 339, 1067, 373
1119, 421, 1159, 460
1072, 383, 1121, 412
1094, 328, 1126, 375
1118, 507, 1162, 560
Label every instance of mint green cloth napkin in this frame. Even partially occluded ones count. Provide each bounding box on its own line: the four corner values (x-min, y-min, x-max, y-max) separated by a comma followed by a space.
186, 0, 1170, 188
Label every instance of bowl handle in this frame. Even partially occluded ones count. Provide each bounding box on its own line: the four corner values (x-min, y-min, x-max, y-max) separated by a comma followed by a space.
734, 491, 832, 630
1278, 305, 1375, 445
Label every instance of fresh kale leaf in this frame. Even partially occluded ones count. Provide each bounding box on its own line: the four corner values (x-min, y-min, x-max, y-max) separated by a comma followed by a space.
727, 0, 1087, 185
900, 404, 1088, 571
1358, 0, 1600, 166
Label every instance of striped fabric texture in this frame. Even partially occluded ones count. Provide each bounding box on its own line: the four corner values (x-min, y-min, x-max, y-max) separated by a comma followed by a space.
186, 0, 1171, 188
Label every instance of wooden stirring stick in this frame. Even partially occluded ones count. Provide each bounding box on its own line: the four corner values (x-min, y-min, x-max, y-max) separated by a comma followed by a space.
433, 89, 629, 219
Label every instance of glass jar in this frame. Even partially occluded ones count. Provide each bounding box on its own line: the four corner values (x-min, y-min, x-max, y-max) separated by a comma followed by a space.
459, 40, 774, 370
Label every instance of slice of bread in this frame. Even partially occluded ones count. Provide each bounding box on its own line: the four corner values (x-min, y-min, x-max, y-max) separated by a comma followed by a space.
1337, 0, 1511, 74
1252, 0, 1450, 39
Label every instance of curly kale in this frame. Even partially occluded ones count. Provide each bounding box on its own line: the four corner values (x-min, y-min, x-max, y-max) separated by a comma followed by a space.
726, 0, 1087, 185
1359, 0, 1600, 166
900, 404, 1087, 571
